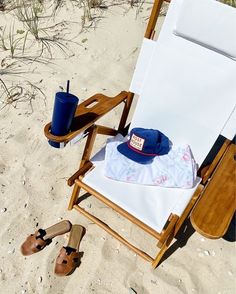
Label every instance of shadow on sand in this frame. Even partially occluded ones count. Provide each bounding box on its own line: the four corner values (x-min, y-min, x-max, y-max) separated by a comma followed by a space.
160, 213, 236, 265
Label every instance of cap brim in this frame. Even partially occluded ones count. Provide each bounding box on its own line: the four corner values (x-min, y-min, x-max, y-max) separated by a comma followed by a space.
117, 142, 154, 164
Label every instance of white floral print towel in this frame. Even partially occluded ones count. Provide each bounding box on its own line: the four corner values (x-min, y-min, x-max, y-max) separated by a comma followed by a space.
104, 135, 197, 189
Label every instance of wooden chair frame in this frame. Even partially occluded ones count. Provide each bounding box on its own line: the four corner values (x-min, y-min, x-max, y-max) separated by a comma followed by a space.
44, 0, 234, 268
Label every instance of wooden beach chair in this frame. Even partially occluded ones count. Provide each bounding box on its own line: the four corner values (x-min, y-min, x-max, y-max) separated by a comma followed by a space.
44, 0, 236, 268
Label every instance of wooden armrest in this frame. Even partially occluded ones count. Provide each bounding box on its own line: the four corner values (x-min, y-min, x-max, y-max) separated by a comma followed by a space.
200, 138, 231, 184
191, 143, 236, 239
44, 91, 128, 143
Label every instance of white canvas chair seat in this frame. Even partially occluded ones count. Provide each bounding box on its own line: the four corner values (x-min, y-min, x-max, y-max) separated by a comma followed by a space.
81, 0, 236, 233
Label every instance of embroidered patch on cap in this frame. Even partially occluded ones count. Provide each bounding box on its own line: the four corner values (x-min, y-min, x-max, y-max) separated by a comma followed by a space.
117, 128, 171, 164
129, 134, 145, 151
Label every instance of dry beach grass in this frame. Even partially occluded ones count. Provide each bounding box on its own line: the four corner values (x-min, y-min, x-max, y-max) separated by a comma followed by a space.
0, 1, 235, 293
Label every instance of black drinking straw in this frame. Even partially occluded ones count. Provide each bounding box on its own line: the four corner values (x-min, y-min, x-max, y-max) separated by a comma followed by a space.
66, 80, 70, 94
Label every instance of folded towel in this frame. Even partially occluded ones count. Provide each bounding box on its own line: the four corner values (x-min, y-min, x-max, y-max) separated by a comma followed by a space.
104, 135, 197, 189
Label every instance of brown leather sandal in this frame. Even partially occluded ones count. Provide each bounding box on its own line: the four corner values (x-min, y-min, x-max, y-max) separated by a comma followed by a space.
21, 220, 72, 256
54, 224, 85, 276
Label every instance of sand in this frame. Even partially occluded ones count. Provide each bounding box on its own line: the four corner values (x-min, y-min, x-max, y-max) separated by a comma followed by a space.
0, 1, 235, 293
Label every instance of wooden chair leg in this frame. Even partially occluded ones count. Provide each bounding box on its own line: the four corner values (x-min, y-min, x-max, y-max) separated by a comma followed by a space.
152, 186, 203, 268
79, 125, 98, 169
118, 92, 134, 132
152, 243, 168, 268
73, 204, 154, 262
152, 232, 174, 268
68, 182, 81, 210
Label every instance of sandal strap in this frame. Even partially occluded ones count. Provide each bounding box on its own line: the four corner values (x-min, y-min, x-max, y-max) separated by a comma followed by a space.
36, 229, 46, 239
24, 230, 52, 253
56, 247, 80, 265
35, 229, 52, 245
64, 246, 76, 255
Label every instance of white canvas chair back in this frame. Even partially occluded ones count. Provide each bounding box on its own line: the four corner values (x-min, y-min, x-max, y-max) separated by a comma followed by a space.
83, 0, 236, 233
130, 0, 236, 165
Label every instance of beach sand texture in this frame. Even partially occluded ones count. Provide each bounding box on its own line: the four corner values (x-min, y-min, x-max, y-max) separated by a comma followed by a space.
0, 1, 235, 293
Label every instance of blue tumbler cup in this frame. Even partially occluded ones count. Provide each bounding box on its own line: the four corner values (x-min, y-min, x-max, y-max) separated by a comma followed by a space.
49, 91, 79, 148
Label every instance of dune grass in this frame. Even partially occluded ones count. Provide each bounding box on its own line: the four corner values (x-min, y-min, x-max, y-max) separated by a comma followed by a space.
5, 0, 235, 111
0, 0, 145, 110
222, 0, 236, 7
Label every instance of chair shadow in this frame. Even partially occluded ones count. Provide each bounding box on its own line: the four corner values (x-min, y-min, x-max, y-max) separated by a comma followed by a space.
76, 193, 236, 264
159, 213, 236, 265
70, 113, 98, 131
158, 218, 195, 266
222, 212, 236, 242
77, 192, 91, 204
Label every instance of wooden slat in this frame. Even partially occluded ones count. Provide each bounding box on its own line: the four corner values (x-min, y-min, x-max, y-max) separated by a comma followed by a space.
97, 125, 118, 136
173, 184, 204, 236
191, 144, 236, 239
145, 0, 164, 39
78, 126, 98, 169
75, 179, 161, 239
118, 92, 134, 133
201, 139, 231, 184
158, 214, 179, 244
73, 204, 154, 263
67, 161, 93, 187
68, 181, 81, 210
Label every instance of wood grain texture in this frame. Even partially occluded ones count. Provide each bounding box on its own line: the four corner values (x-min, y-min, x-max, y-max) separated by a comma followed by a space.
145, 0, 165, 39
191, 144, 236, 239
201, 139, 231, 184
67, 160, 93, 187
44, 91, 128, 143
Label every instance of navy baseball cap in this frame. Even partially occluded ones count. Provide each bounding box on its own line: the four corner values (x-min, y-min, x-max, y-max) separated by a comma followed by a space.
117, 128, 171, 164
